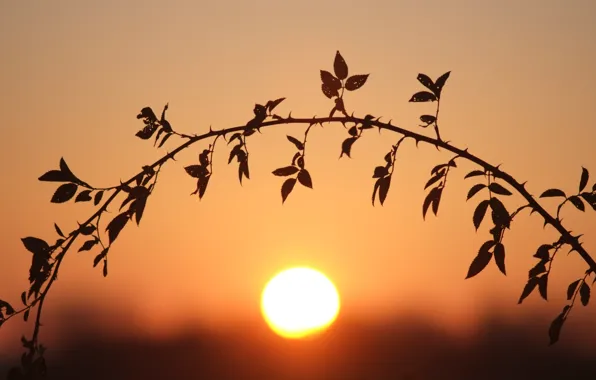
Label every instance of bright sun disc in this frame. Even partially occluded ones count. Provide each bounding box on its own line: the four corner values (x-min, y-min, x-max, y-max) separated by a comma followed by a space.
261, 267, 340, 339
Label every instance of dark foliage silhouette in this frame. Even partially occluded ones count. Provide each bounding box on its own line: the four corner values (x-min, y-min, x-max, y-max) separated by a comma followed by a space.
1, 51, 595, 378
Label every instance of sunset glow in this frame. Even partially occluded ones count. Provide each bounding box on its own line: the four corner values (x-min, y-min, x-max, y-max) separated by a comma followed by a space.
261, 267, 340, 339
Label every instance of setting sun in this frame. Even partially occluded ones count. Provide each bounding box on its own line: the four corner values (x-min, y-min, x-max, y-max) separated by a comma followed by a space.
261, 267, 340, 339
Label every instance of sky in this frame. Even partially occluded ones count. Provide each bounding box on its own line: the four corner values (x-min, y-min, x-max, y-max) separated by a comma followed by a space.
1, 0, 596, 373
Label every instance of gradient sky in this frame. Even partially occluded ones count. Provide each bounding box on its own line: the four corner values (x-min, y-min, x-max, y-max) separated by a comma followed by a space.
1, 0, 595, 353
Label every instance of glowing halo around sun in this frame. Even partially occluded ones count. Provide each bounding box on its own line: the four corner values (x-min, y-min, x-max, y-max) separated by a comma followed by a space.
261, 267, 341, 339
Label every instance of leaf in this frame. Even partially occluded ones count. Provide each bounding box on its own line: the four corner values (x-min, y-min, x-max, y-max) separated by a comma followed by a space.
94, 190, 104, 206
0, 300, 15, 315
373, 166, 389, 179
567, 279, 581, 300
253, 104, 267, 117
529, 261, 547, 278
23, 309, 29, 322
133, 196, 148, 225
320, 70, 341, 91
75, 190, 92, 203
21, 291, 27, 306
158, 133, 172, 148
80, 224, 96, 235
465, 240, 495, 279
340, 137, 358, 158
137, 107, 157, 122
333, 51, 348, 80
409, 91, 437, 102
430, 164, 447, 175
416, 74, 436, 94
348, 126, 358, 136
538, 275, 548, 300
419, 115, 436, 126
78, 239, 97, 252
540, 188, 566, 198
568, 195, 585, 211
103, 260, 108, 277
297, 156, 305, 169
239, 159, 250, 184
473, 199, 490, 231
533, 244, 551, 261
297, 169, 313, 189
185, 165, 208, 179
488, 182, 512, 196
38, 170, 70, 182
135, 123, 158, 140
467, 184, 486, 200
51, 183, 78, 203
21, 237, 50, 255
422, 187, 440, 220
197, 175, 210, 199
580, 282, 590, 306
518, 277, 538, 304
281, 178, 297, 203
286, 135, 304, 150
465, 170, 485, 179
424, 173, 443, 189
493, 242, 506, 275
549, 306, 569, 345
490, 197, 511, 228
579, 167, 589, 192
434, 71, 451, 97
54, 223, 65, 238
345, 74, 369, 91
93, 249, 107, 268
267, 97, 285, 112
378, 176, 391, 206
321, 83, 339, 98
106, 212, 129, 244
272, 166, 300, 177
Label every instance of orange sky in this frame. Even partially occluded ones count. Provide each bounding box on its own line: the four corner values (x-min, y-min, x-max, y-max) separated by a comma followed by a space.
1, 0, 595, 352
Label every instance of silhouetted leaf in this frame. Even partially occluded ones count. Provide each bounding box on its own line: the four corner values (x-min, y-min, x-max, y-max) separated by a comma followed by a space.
345, 74, 369, 91
538, 275, 548, 300
384, 152, 392, 164
467, 184, 486, 200
465, 170, 485, 179
466, 240, 495, 279
20, 292, 27, 306
136, 123, 158, 139
239, 159, 250, 184
0, 300, 15, 315
133, 196, 148, 225
253, 104, 267, 118
488, 182, 512, 196
137, 107, 157, 122
75, 190, 92, 203
348, 126, 358, 136
297, 156, 305, 169
158, 133, 172, 148
422, 187, 441, 219
106, 212, 129, 244
286, 135, 304, 150
54, 223, 65, 238
409, 91, 436, 102
78, 239, 97, 252
21, 237, 49, 255
23, 309, 29, 322
291, 152, 301, 166
373, 166, 389, 179
320, 70, 341, 91
567, 279, 581, 300
473, 199, 490, 231
266, 97, 285, 112
333, 51, 348, 80
38, 170, 70, 182
297, 169, 313, 189
529, 261, 547, 278
580, 282, 590, 306
272, 166, 299, 177
185, 165, 208, 179
419, 115, 436, 126
540, 189, 566, 198
568, 195, 585, 211
94, 190, 104, 206
533, 244, 551, 261
579, 167, 589, 192
431, 164, 447, 175
197, 175, 210, 199
518, 277, 538, 304
490, 197, 511, 228
80, 224, 95, 235
51, 183, 78, 203
424, 173, 443, 189
281, 178, 296, 203
549, 306, 569, 345
434, 71, 451, 97
416, 74, 436, 94
322, 83, 339, 98
340, 137, 357, 158
378, 176, 391, 205
93, 249, 107, 268
494, 242, 506, 275
103, 259, 108, 277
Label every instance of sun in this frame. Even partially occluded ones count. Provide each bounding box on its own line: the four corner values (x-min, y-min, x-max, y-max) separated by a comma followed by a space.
261, 267, 340, 339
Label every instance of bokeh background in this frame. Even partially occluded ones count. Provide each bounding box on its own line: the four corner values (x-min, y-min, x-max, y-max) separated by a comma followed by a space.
1, 1, 595, 378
